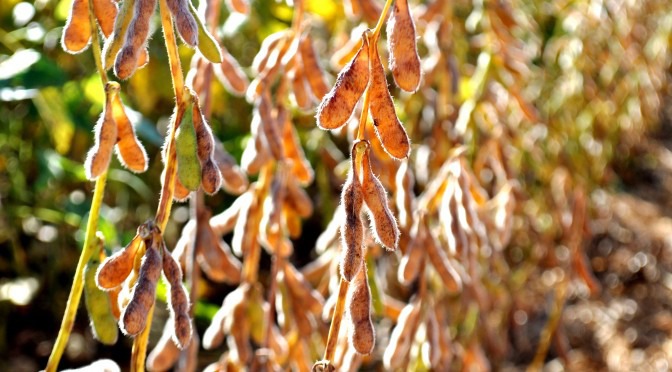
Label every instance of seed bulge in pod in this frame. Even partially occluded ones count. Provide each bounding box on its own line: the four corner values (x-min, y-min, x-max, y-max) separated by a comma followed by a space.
387, 0, 422, 92
96, 234, 141, 290
85, 82, 119, 180
111, 87, 148, 173
339, 169, 364, 282
346, 264, 374, 354
175, 100, 202, 191
120, 239, 162, 336
114, 0, 156, 79
166, 0, 198, 47
361, 146, 399, 250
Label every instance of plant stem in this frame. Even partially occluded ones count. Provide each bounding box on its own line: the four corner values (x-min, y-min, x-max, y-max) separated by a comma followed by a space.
46, 171, 108, 372
323, 278, 349, 362
46, 5, 110, 369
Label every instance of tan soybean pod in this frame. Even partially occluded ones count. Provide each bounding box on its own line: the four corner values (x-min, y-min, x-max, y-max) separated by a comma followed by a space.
146, 322, 181, 371
259, 173, 285, 255
252, 30, 288, 74
422, 308, 441, 368
369, 44, 411, 160
316, 206, 342, 254
283, 263, 324, 315
257, 94, 284, 161
339, 170, 364, 282
163, 245, 193, 349
225, 0, 249, 14
241, 115, 272, 175
192, 97, 222, 194
92, 0, 118, 37
213, 139, 248, 195
316, 33, 370, 130
85, 83, 118, 180
330, 24, 367, 70
96, 234, 141, 290
110, 87, 148, 173
210, 190, 247, 235
359, 0, 382, 24
361, 146, 399, 250
102, 0, 134, 69
299, 34, 330, 101
280, 109, 314, 185
114, 0, 156, 80
165, 0, 198, 47
61, 0, 92, 54
230, 187, 259, 257
387, 0, 422, 92
289, 65, 313, 110
120, 238, 162, 336
197, 210, 242, 283
284, 177, 313, 218
214, 47, 249, 96
84, 259, 119, 345
426, 231, 462, 293
347, 263, 375, 355
395, 160, 415, 230
382, 297, 422, 370
398, 220, 425, 285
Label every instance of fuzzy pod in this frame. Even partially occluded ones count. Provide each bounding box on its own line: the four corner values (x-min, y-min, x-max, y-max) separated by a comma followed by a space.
284, 177, 313, 218
259, 172, 286, 255
289, 64, 313, 110
283, 263, 324, 315
196, 210, 241, 283
92, 0, 118, 37
339, 170, 364, 282
186, 1, 222, 62
96, 234, 141, 290
257, 94, 284, 161
369, 42, 411, 159
209, 190, 247, 235
175, 101, 202, 191
213, 139, 248, 195
166, 0, 198, 47
299, 34, 330, 101
241, 115, 272, 175
214, 47, 249, 96
426, 231, 462, 293
163, 245, 193, 349
61, 0, 92, 54
203, 285, 246, 349
346, 264, 375, 355
383, 297, 423, 370
114, 0, 156, 80
85, 83, 119, 180
107, 284, 122, 320
84, 260, 119, 345
316, 32, 370, 130
120, 240, 162, 336
361, 147, 400, 250
398, 220, 425, 285
102, 0, 134, 69
146, 322, 181, 371
200, 151, 223, 195
387, 0, 422, 92
252, 30, 288, 74
110, 86, 148, 173
280, 107, 314, 185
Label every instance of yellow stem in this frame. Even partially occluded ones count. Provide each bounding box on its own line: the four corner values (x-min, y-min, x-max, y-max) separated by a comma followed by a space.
46, 171, 108, 372
323, 278, 350, 362
88, 2, 108, 85
371, 0, 393, 43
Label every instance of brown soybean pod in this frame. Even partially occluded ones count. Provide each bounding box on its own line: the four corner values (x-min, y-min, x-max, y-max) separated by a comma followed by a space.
92, 0, 118, 37
426, 232, 462, 293
383, 297, 422, 370
283, 263, 324, 315
423, 308, 441, 368
339, 171, 364, 282
197, 210, 242, 283
214, 47, 250, 96
280, 109, 314, 185
231, 188, 259, 257
166, 0, 198, 47
120, 239, 162, 336
316, 33, 370, 130
289, 65, 313, 110
241, 114, 272, 175
359, 0, 382, 24
163, 245, 193, 349
210, 190, 247, 235
85, 83, 119, 180
395, 160, 415, 230
252, 31, 287, 74
146, 322, 181, 371
299, 34, 330, 101
114, 0, 156, 80
398, 221, 425, 285
102, 0, 134, 69
369, 43, 411, 159
213, 139, 249, 195
347, 263, 375, 355
110, 88, 148, 173
192, 97, 222, 194
387, 0, 422, 92
258, 94, 284, 161
96, 234, 141, 290
361, 146, 400, 250
285, 177, 313, 218
61, 0, 92, 54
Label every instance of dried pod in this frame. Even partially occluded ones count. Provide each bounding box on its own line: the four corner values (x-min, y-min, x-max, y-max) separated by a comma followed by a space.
331, 24, 367, 70
369, 42, 411, 159
284, 206, 302, 239
317, 33, 370, 130
163, 245, 192, 349
108, 285, 122, 320
92, 0, 118, 37
210, 190, 247, 235
84, 259, 119, 345
283, 263, 324, 315
197, 210, 242, 283
258, 94, 284, 161
383, 297, 422, 370
96, 234, 141, 290
241, 114, 272, 175
386, 0, 421, 92
225, 0, 249, 14
426, 230, 462, 293
102, 0, 134, 69
61, 0, 92, 54
340, 168, 365, 282
146, 322, 181, 371
359, 0, 382, 24
260, 172, 286, 255
289, 65, 313, 110
299, 34, 330, 101
231, 187, 260, 257
398, 219, 425, 285
120, 237, 162, 336
85, 83, 119, 180
165, 0, 198, 47
214, 47, 249, 96
114, 0, 156, 80
280, 109, 314, 185
395, 160, 415, 230
347, 263, 375, 355
361, 146, 399, 250
213, 139, 249, 195
175, 100, 202, 191
110, 87, 148, 173
316, 206, 343, 254
422, 307, 441, 368
252, 30, 288, 74
285, 177, 313, 218
200, 152, 222, 194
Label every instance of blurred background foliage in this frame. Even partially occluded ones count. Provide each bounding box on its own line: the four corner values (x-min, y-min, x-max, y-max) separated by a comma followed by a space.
0, 0, 672, 370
